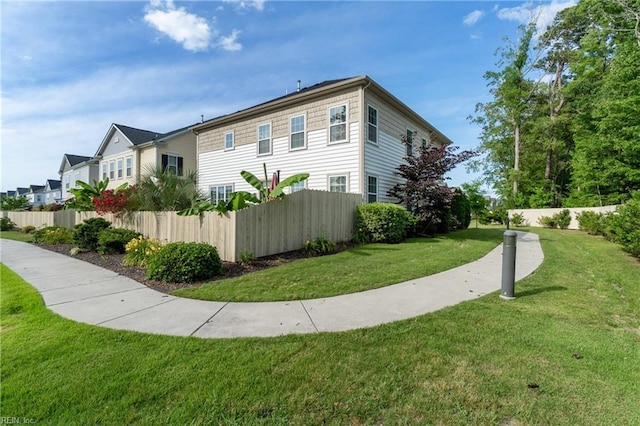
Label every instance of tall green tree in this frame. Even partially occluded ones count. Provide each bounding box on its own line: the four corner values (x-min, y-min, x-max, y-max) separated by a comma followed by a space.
470, 22, 540, 207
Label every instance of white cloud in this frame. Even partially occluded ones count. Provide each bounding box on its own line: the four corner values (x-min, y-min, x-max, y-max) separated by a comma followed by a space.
463, 10, 484, 26
218, 30, 242, 52
223, 0, 266, 12
497, 0, 577, 33
144, 0, 213, 52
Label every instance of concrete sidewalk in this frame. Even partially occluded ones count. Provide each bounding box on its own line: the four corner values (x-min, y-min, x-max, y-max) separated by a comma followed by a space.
0, 231, 543, 338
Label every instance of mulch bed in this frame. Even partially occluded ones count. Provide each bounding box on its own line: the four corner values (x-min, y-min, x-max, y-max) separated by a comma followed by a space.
33, 242, 356, 294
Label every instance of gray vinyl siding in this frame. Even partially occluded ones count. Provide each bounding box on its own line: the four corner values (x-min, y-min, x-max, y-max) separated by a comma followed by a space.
102, 129, 132, 157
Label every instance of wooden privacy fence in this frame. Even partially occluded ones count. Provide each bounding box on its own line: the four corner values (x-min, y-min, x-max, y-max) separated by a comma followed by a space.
3, 190, 362, 261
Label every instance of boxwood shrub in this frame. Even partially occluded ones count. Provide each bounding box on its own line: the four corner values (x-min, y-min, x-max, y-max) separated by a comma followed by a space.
73, 217, 111, 251
354, 203, 415, 244
97, 228, 141, 255
146, 242, 222, 283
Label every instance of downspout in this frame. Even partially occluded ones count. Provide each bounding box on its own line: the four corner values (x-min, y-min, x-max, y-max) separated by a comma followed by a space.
359, 79, 372, 197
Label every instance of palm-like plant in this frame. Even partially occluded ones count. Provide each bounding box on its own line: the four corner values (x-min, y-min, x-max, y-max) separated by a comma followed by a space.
134, 166, 203, 211
66, 178, 118, 210
240, 163, 310, 201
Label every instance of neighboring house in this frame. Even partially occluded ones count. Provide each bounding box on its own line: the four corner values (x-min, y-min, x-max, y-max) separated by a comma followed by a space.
42, 179, 62, 205
16, 187, 29, 198
6, 190, 16, 198
192, 75, 452, 205
94, 123, 197, 190
26, 185, 45, 207
58, 154, 100, 200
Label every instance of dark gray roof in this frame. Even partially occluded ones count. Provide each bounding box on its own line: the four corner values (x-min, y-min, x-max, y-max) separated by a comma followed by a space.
46, 179, 62, 190
7, 190, 16, 197
202, 78, 356, 125
114, 124, 160, 146
65, 154, 92, 166
16, 187, 29, 195
29, 185, 45, 193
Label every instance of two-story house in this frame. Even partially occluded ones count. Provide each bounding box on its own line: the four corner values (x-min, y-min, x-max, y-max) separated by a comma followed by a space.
94, 123, 197, 190
25, 185, 45, 207
58, 154, 100, 200
42, 179, 62, 205
191, 76, 452, 205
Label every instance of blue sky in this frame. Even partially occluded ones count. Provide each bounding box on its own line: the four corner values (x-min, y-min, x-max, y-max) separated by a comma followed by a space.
1, 0, 576, 194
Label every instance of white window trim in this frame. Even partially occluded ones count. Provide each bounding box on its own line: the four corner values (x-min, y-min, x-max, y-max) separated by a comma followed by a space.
366, 174, 379, 203
327, 173, 350, 193
109, 160, 115, 180
289, 114, 307, 151
224, 131, 235, 151
65, 175, 70, 190
328, 103, 349, 145
102, 163, 108, 180
117, 158, 124, 179
288, 180, 307, 194
125, 156, 133, 178
257, 122, 272, 156
209, 184, 234, 205
367, 104, 378, 145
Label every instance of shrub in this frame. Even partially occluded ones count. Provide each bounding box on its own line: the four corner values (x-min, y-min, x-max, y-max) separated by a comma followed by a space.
124, 236, 162, 267
146, 242, 222, 283
604, 197, 640, 257
33, 226, 73, 244
97, 228, 141, 255
576, 211, 603, 235
21, 225, 36, 234
449, 190, 471, 230
553, 209, 572, 230
355, 203, 414, 244
0, 217, 16, 231
510, 212, 527, 227
304, 236, 337, 255
238, 250, 256, 265
537, 215, 556, 228
72, 217, 111, 251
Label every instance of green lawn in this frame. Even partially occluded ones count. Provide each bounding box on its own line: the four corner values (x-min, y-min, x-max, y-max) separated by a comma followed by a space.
175, 228, 505, 302
2, 229, 639, 424
0, 230, 33, 242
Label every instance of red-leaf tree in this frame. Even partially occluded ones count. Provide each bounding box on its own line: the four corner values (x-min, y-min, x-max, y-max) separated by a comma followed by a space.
388, 137, 477, 234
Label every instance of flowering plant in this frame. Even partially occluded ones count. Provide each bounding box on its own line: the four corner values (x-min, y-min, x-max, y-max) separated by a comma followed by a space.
123, 235, 162, 267
93, 185, 136, 218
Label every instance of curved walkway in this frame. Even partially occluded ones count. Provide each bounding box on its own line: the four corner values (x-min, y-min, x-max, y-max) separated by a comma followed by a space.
1, 231, 543, 338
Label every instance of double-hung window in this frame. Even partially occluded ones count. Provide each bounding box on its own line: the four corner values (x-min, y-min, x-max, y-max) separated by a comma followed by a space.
258, 123, 271, 155
290, 115, 306, 150
367, 106, 378, 144
406, 129, 414, 157
65, 175, 70, 190
117, 158, 123, 179
367, 175, 378, 203
109, 160, 115, 180
102, 163, 108, 180
225, 132, 234, 150
329, 175, 348, 193
290, 181, 306, 193
329, 105, 347, 143
210, 184, 233, 205
126, 156, 132, 177
74, 171, 81, 185
162, 154, 183, 176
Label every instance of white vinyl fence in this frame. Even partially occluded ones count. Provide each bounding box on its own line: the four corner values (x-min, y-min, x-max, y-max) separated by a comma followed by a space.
508, 205, 619, 229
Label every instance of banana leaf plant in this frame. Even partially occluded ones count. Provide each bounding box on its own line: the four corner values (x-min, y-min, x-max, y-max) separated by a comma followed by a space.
240, 163, 309, 201
65, 178, 128, 211
178, 164, 309, 216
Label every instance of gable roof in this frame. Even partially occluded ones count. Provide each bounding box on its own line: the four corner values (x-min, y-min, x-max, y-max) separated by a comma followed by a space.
59, 154, 96, 175
28, 185, 45, 193
7, 190, 16, 197
45, 179, 62, 191
190, 75, 453, 145
16, 187, 29, 195
66, 154, 92, 166
114, 124, 160, 146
